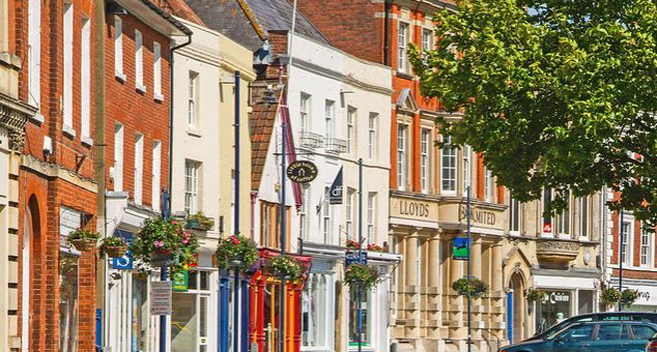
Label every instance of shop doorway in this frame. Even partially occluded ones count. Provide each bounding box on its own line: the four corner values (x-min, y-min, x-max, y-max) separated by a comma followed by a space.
510, 273, 526, 343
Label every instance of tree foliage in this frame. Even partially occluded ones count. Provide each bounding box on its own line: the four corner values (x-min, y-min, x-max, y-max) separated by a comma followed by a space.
411, 0, 657, 225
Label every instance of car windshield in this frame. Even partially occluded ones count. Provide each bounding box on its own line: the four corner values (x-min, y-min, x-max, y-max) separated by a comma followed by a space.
551, 324, 595, 343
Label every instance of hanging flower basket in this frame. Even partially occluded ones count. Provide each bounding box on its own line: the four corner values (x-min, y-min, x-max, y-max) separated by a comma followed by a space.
452, 277, 489, 298
131, 217, 199, 272
344, 263, 381, 290
601, 287, 621, 309
100, 236, 129, 258
185, 211, 214, 231
264, 255, 303, 280
366, 243, 384, 252
525, 288, 547, 303
621, 289, 639, 308
346, 239, 360, 250
215, 235, 258, 271
67, 229, 100, 251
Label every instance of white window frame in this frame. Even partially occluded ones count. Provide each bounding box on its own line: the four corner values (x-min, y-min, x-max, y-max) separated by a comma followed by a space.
114, 16, 125, 79
151, 141, 161, 211
299, 185, 310, 240
462, 145, 472, 196
397, 124, 407, 190
541, 188, 553, 237
28, 0, 42, 112
441, 136, 457, 195
368, 113, 378, 160
134, 134, 144, 204
62, 3, 74, 134
640, 224, 653, 267
188, 71, 199, 128
81, 17, 91, 142
346, 188, 355, 240
185, 160, 200, 214
367, 192, 376, 244
113, 124, 124, 191
422, 28, 433, 51
620, 217, 634, 267
153, 42, 163, 100
135, 30, 145, 92
420, 128, 431, 194
484, 167, 494, 202
323, 186, 331, 244
347, 107, 356, 154
300, 93, 311, 132
325, 100, 335, 140
398, 22, 409, 73
556, 191, 571, 238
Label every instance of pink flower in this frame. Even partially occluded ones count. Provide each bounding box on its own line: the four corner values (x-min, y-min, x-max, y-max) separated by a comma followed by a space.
154, 240, 165, 248
231, 235, 240, 245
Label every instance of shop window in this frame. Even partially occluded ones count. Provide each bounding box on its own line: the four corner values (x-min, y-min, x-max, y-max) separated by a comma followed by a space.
59, 253, 79, 352
441, 136, 457, 194
536, 290, 571, 332
349, 288, 373, 347
171, 270, 212, 352
302, 273, 330, 349
132, 275, 148, 352
578, 290, 594, 315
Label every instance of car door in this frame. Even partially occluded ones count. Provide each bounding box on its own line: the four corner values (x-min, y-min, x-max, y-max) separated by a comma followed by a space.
552, 324, 596, 352
587, 323, 630, 352
628, 324, 657, 351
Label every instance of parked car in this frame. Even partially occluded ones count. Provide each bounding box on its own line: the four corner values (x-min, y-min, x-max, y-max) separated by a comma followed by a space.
530, 312, 657, 341
499, 321, 657, 352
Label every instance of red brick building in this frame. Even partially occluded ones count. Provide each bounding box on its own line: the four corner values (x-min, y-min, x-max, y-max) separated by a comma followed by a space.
98, 1, 190, 352
608, 189, 657, 311
16, 0, 99, 351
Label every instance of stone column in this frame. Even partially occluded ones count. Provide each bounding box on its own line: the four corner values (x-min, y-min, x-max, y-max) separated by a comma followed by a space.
405, 233, 419, 339
427, 234, 441, 339
449, 240, 466, 341
491, 240, 505, 341
471, 236, 483, 342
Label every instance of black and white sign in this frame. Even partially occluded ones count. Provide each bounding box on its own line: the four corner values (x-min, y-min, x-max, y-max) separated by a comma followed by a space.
287, 160, 318, 183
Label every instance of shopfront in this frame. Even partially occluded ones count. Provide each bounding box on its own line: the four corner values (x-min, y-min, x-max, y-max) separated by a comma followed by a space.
300, 253, 336, 352
250, 250, 312, 352
532, 274, 598, 333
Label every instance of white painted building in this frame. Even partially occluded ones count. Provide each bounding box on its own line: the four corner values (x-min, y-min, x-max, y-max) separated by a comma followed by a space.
252, 32, 398, 352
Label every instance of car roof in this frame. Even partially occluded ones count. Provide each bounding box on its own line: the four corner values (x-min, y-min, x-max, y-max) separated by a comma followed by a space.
575, 321, 657, 326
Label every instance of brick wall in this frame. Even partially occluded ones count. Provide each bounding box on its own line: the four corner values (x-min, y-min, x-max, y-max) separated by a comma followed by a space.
104, 13, 171, 206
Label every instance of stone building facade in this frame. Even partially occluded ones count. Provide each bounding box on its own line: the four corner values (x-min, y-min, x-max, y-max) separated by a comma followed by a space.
502, 190, 603, 345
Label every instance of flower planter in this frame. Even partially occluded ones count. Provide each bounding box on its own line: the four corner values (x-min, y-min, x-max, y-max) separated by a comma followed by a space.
69, 238, 96, 251
104, 245, 128, 258
150, 251, 175, 267
215, 235, 258, 271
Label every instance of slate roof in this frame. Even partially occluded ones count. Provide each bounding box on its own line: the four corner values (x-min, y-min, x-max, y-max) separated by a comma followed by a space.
183, 0, 329, 51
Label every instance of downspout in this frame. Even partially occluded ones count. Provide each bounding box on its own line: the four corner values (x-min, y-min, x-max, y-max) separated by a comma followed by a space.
383, 0, 390, 66
167, 34, 192, 209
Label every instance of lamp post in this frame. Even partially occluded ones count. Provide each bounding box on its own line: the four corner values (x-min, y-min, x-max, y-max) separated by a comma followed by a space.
279, 122, 287, 352
233, 70, 241, 352
357, 158, 363, 352
466, 185, 472, 352
618, 209, 624, 312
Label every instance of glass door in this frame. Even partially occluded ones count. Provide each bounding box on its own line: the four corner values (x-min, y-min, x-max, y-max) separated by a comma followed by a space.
171, 270, 212, 352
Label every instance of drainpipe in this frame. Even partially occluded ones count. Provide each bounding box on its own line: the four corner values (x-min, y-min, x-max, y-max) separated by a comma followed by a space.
383, 0, 390, 66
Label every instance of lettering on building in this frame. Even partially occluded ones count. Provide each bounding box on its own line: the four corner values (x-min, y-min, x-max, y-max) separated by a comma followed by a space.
458, 205, 497, 226
390, 196, 438, 221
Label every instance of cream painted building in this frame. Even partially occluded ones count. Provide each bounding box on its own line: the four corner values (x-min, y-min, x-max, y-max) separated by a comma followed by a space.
502, 190, 603, 344
169, 18, 255, 352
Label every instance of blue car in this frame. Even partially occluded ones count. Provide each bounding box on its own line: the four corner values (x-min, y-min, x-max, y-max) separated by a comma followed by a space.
499, 321, 657, 352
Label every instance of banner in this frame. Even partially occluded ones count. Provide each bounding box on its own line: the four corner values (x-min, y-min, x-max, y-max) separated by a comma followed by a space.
329, 167, 343, 205
452, 237, 470, 261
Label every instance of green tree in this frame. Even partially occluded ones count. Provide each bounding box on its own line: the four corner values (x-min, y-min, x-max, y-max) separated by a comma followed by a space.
412, 0, 657, 225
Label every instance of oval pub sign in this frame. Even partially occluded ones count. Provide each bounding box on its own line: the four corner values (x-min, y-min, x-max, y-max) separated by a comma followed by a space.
286, 160, 318, 183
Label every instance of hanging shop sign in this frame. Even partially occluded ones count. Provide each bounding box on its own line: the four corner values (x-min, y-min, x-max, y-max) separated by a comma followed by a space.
172, 270, 189, 292
329, 167, 343, 205
287, 160, 318, 183
345, 251, 368, 266
112, 230, 133, 269
150, 281, 172, 315
452, 237, 470, 261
